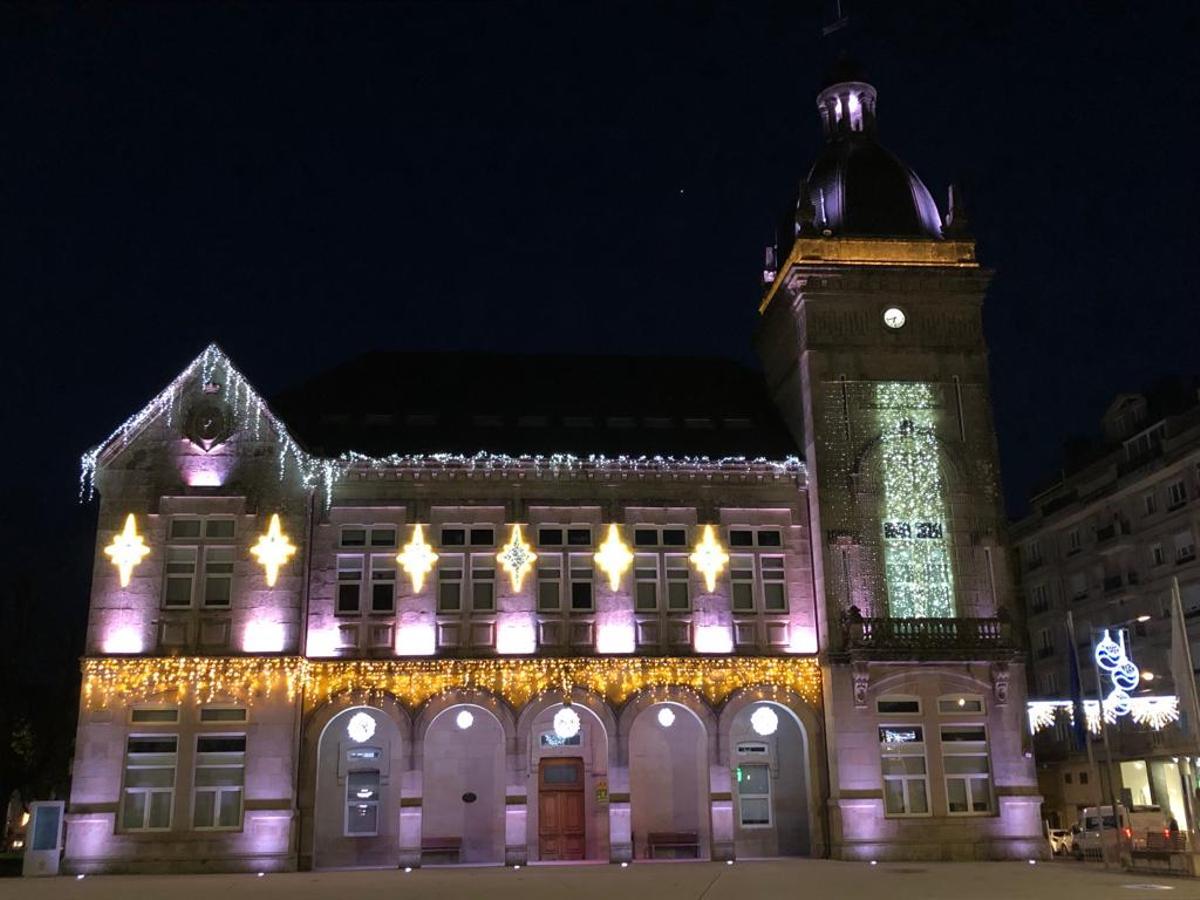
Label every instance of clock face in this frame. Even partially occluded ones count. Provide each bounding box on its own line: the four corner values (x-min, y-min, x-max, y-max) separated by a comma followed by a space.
883, 307, 906, 329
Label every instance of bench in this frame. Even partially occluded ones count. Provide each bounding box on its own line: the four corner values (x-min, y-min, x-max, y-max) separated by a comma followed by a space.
647, 831, 700, 859
421, 835, 463, 864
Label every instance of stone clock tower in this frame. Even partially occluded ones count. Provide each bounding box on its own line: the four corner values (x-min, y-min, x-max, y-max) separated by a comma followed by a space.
756, 61, 1044, 859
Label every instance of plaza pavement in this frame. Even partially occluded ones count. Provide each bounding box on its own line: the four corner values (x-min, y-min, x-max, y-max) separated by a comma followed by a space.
6, 858, 1200, 900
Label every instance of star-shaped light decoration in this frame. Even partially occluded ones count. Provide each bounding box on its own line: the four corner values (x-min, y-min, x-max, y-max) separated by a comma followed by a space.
104, 513, 151, 587
496, 523, 537, 592
396, 523, 439, 592
250, 513, 297, 587
594, 523, 633, 591
689, 524, 729, 593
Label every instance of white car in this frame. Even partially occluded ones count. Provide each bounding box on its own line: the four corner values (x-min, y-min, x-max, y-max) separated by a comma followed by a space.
1048, 828, 1073, 855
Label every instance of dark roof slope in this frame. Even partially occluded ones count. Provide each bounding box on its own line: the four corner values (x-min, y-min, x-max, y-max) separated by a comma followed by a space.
271, 351, 798, 459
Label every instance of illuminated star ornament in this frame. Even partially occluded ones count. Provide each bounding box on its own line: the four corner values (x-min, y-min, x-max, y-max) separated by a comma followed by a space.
496, 524, 537, 591
250, 513, 297, 587
689, 524, 729, 592
105, 513, 151, 587
594, 523, 634, 591
397, 523, 438, 592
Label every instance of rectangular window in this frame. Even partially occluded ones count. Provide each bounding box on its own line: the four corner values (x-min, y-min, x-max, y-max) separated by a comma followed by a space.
567, 527, 592, 546
441, 528, 466, 546
369, 527, 396, 548
1026, 541, 1042, 566
762, 557, 787, 611
131, 708, 179, 724
164, 547, 197, 607
1031, 583, 1049, 613
1144, 493, 1158, 516
205, 518, 235, 539
539, 528, 564, 546
880, 726, 929, 816
938, 695, 985, 714
337, 556, 363, 614
471, 556, 495, 611
634, 528, 658, 547
1152, 543, 1166, 566
170, 518, 202, 540
662, 528, 687, 546
634, 555, 658, 611
370, 556, 396, 613
665, 555, 690, 611
199, 707, 247, 723
569, 554, 593, 611
876, 697, 921, 715
192, 736, 245, 830
203, 547, 234, 607
730, 529, 755, 547
941, 725, 992, 815
1067, 529, 1081, 553
537, 558, 562, 612
339, 527, 367, 548
1069, 572, 1087, 600
731, 555, 755, 612
737, 763, 771, 827
346, 770, 380, 836
1175, 530, 1197, 563
1168, 480, 1188, 510
121, 736, 177, 831
469, 527, 495, 547
438, 557, 463, 612
757, 530, 782, 547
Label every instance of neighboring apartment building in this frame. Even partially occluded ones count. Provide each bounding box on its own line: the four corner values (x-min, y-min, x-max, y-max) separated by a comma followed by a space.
63, 62, 1043, 874
1013, 379, 1200, 829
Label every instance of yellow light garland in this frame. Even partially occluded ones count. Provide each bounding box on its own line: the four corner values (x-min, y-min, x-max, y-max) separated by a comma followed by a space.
81, 655, 821, 711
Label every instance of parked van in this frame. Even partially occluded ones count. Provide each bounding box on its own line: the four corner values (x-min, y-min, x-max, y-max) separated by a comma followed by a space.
1073, 804, 1170, 858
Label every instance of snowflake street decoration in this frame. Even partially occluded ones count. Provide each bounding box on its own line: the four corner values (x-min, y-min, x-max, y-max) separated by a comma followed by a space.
250, 514, 297, 587
689, 524, 729, 593
594, 523, 634, 591
751, 706, 780, 737
1026, 701, 1059, 734
104, 513, 151, 587
1130, 696, 1180, 730
497, 524, 537, 592
553, 705, 581, 740
397, 523, 438, 592
347, 711, 376, 743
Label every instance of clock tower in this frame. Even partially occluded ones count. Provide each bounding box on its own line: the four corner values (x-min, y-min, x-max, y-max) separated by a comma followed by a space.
756, 61, 1044, 859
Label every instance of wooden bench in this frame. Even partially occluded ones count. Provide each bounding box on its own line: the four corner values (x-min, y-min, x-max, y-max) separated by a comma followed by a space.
647, 831, 700, 859
421, 836, 463, 864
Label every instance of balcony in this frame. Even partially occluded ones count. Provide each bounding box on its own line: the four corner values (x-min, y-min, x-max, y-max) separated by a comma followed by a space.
843, 616, 1014, 658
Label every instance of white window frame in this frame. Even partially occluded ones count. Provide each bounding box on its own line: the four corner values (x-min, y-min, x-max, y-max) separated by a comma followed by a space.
632, 525, 690, 548
634, 554, 659, 612
437, 554, 463, 612
1176, 530, 1197, 562
345, 769, 381, 837
937, 693, 986, 715
202, 545, 235, 608
736, 761, 772, 829
875, 695, 921, 715
369, 555, 396, 614
1168, 479, 1188, 509
120, 734, 178, 832
940, 724, 993, 816
1144, 492, 1158, 516
879, 725, 930, 818
470, 554, 496, 612
192, 734, 246, 831
537, 554, 563, 612
1067, 528, 1081, 553
568, 553, 594, 612
336, 555, 364, 614
727, 526, 784, 549
164, 546, 197, 608
665, 553, 690, 612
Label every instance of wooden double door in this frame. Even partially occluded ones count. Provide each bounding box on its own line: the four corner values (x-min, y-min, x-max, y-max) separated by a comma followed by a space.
538, 757, 585, 860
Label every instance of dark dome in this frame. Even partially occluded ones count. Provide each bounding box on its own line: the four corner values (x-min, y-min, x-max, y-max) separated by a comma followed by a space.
804, 137, 943, 239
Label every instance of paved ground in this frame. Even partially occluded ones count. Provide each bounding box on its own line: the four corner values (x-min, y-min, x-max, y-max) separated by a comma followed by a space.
8, 859, 1200, 900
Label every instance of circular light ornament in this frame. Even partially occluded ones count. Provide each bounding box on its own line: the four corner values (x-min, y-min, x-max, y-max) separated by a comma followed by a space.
553, 706, 581, 740
347, 711, 376, 744
657, 707, 676, 728
1094, 630, 1123, 672
1112, 659, 1140, 692
750, 706, 779, 737
1106, 688, 1132, 718
456, 709, 475, 730
882, 307, 906, 330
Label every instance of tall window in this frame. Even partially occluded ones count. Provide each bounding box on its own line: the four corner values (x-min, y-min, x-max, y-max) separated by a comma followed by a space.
337, 556, 364, 614
941, 725, 993, 814
1168, 479, 1188, 510
736, 763, 771, 827
203, 547, 234, 607
1067, 529, 1081, 554
569, 554, 594, 611
193, 735, 245, 829
537, 557, 562, 612
665, 554, 690, 611
121, 736, 177, 831
879, 726, 929, 816
346, 770, 381, 836
731, 555, 755, 611
369, 556, 396, 613
634, 555, 658, 611
471, 555, 495, 611
730, 555, 788, 612
1175, 530, 1197, 563
164, 548, 197, 607
438, 555, 463, 612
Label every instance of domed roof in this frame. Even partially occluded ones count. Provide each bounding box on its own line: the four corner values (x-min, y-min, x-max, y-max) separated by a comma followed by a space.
803, 139, 943, 239
796, 67, 943, 240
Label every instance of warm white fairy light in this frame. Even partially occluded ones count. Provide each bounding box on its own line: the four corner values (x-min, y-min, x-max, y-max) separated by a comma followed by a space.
689, 524, 729, 593
250, 514, 297, 587
397, 524, 438, 592
594, 523, 634, 591
553, 705, 581, 740
104, 513, 151, 587
497, 524, 537, 592
80, 345, 803, 508
875, 382, 954, 618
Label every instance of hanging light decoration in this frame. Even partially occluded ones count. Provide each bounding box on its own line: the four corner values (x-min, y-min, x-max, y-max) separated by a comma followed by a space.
455, 709, 475, 730
750, 705, 779, 736
346, 711, 376, 743
397, 524, 438, 592
689, 524, 729, 592
594, 523, 634, 591
553, 705, 581, 740
250, 514, 297, 587
657, 706, 676, 728
496, 524, 537, 591
104, 513, 151, 587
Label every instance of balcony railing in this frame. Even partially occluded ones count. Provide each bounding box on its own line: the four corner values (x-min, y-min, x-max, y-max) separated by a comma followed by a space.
844, 616, 1013, 653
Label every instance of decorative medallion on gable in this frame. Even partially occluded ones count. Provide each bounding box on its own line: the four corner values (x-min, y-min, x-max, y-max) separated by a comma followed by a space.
185, 398, 233, 451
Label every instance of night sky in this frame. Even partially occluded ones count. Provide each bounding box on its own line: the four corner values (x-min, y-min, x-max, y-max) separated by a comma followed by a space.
2, 2, 1197, 650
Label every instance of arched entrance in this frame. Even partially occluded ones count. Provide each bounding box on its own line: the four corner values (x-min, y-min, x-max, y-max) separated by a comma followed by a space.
725, 698, 814, 857
420, 703, 505, 864
313, 705, 405, 869
629, 701, 711, 859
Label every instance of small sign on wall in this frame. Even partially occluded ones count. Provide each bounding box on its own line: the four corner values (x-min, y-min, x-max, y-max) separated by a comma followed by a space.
595, 780, 609, 804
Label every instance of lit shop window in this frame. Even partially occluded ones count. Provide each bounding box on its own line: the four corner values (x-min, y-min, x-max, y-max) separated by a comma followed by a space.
879, 726, 929, 817
121, 736, 178, 831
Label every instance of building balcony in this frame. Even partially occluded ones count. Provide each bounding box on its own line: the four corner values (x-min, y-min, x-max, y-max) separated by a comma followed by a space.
842, 616, 1015, 658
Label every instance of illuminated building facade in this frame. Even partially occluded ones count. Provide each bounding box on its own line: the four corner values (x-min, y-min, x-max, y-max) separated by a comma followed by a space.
63, 64, 1043, 873
1013, 382, 1200, 830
